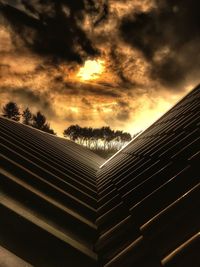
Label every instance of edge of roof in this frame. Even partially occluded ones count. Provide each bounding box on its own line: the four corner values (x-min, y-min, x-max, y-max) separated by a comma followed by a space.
100, 83, 200, 168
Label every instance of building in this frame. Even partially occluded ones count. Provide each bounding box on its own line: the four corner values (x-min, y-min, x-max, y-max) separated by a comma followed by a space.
0, 84, 200, 267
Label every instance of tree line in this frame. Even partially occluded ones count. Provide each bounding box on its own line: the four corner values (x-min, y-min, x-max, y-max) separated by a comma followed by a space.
1, 101, 56, 135
63, 125, 132, 150
1, 101, 134, 151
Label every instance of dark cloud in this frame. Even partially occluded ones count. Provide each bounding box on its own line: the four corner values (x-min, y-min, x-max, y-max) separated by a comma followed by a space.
116, 109, 130, 121
116, 100, 131, 121
62, 81, 121, 98
1, 0, 199, 135
0, 0, 108, 64
92, 0, 109, 27
0, 64, 10, 70
0, 86, 55, 116
54, 75, 64, 83
63, 113, 76, 123
86, 86, 121, 98
109, 45, 138, 88
81, 97, 92, 107
117, 100, 128, 108
120, 0, 200, 87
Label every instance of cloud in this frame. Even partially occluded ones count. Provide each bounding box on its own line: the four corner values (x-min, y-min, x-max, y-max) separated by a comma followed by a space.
0, 86, 55, 117
0, 0, 153, 90
81, 97, 92, 107
61, 80, 122, 98
120, 0, 200, 87
0, 0, 110, 64
0, 0, 198, 136
115, 100, 132, 121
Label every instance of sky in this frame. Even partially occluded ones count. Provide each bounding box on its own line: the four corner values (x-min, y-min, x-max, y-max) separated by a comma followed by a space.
0, 0, 200, 136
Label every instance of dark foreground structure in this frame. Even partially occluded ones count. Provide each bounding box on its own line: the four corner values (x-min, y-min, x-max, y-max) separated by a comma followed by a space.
0, 85, 200, 267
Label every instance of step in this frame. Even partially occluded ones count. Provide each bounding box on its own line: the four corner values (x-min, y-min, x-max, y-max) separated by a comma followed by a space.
130, 165, 199, 227
1, 158, 97, 221
141, 184, 200, 260
95, 216, 140, 263
103, 236, 161, 267
162, 232, 200, 267
0, 132, 98, 195
0, 142, 97, 208
0, 169, 97, 242
0, 199, 97, 267
96, 202, 128, 233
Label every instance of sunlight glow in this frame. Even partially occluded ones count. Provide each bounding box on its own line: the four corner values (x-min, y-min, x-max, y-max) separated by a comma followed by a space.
70, 107, 79, 113
77, 59, 105, 81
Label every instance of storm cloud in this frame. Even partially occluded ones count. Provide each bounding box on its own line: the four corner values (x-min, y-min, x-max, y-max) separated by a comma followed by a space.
120, 0, 200, 87
0, 0, 109, 63
0, 0, 199, 135
0, 86, 55, 116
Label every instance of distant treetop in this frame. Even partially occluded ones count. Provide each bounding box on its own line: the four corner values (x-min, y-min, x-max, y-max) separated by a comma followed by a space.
63, 125, 132, 151
2, 102, 20, 121
1, 102, 56, 135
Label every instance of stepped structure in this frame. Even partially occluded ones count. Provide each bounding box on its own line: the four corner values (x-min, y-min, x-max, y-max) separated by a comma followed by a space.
0, 84, 200, 267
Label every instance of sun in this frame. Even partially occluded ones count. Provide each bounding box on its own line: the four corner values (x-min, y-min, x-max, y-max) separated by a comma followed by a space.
77, 59, 105, 81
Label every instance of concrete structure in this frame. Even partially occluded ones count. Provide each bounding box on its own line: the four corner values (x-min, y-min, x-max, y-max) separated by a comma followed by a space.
0, 84, 200, 266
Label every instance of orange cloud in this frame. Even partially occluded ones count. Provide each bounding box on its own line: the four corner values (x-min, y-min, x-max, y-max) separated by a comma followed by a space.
0, 0, 198, 138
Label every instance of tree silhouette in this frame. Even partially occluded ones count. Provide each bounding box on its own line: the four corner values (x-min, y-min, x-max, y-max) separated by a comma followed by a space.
22, 107, 32, 125
63, 125, 81, 141
1, 102, 56, 135
120, 132, 132, 144
2, 102, 20, 121
32, 111, 46, 129
42, 123, 56, 135
100, 126, 113, 149
32, 111, 56, 135
92, 128, 101, 149
63, 125, 132, 151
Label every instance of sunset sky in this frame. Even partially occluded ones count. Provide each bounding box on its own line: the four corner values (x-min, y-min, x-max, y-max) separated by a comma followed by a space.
0, 0, 200, 136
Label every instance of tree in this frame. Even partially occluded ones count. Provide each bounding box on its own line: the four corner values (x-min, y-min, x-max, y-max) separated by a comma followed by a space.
32, 111, 56, 135
63, 125, 132, 151
100, 126, 115, 149
42, 123, 56, 135
32, 111, 46, 129
2, 101, 20, 121
22, 107, 32, 125
91, 128, 101, 149
63, 125, 81, 142
120, 132, 132, 144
